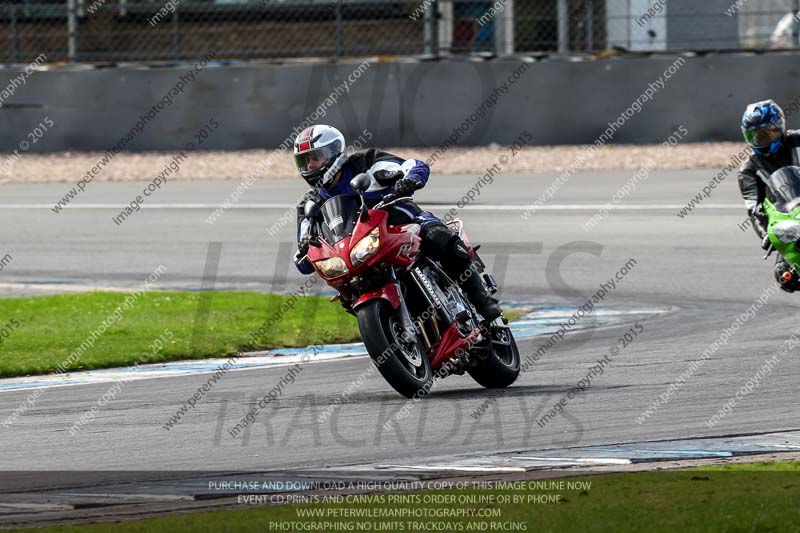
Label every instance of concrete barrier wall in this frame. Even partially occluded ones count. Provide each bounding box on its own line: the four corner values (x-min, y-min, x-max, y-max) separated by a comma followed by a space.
1, 53, 799, 153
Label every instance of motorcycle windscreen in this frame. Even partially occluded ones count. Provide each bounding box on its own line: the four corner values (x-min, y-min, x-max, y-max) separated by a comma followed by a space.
767, 167, 800, 212
319, 195, 360, 244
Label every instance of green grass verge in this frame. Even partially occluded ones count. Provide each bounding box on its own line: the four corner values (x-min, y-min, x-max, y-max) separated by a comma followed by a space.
696, 458, 800, 472
0, 291, 357, 378
0, 291, 526, 378
17, 461, 800, 533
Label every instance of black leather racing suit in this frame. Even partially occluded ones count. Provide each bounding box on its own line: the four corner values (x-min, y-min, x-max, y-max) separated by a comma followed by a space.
738, 130, 800, 290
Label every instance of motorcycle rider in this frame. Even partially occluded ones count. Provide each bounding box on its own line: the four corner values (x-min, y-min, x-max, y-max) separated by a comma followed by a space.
738, 99, 800, 292
292, 124, 502, 320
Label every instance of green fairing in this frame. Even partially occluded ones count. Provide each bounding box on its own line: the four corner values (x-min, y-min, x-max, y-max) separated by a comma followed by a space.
764, 199, 800, 271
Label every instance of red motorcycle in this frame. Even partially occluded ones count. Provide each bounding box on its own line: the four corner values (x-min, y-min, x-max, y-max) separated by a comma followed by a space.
303, 173, 520, 398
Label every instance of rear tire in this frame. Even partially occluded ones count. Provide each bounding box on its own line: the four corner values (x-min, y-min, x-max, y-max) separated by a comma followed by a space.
467, 326, 520, 389
357, 300, 433, 398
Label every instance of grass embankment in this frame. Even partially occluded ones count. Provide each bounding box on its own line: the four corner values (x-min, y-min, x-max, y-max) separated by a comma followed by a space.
17, 461, 800, 532
0, 292, 525, 377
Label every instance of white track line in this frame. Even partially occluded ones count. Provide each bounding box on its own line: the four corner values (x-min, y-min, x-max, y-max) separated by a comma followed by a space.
0, 307, 671, 393
515, 457, 632, 465
0, 203, 743, 210
0, 282, 139, 293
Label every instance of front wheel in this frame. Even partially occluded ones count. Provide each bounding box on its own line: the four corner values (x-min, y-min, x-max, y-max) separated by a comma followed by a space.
357, 300, 433, 398
467, 326, 520, 389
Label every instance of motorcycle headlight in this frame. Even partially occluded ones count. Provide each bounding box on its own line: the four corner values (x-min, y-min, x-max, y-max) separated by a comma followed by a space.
314, 257, 349, 278
350, 227, 380, 266
772, 221, 800, 244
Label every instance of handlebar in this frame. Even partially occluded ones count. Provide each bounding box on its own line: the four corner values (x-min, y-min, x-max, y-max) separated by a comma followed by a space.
372, 195, 415, 210
372, 179, 423, 209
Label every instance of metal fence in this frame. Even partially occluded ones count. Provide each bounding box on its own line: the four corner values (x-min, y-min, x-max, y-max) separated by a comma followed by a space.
2, 0, 800, 64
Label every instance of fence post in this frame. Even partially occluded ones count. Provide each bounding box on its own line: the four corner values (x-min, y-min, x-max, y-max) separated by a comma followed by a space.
438, 0, 453, 54
335, 2, 343, 58
495, 0, 514, 56
557, 0, 568, 53
67, 0, 78, 62
424, 1, 435, 56
172, 4, 182, 59
586, 0, 594, 51
10, 5, 20, 63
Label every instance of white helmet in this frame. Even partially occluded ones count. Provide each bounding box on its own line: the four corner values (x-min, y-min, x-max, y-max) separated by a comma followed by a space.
293, 125, 346, 188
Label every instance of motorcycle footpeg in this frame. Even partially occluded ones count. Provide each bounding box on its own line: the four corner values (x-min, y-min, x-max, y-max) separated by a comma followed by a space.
492, 316, 508, 327
449, 365, 467, 376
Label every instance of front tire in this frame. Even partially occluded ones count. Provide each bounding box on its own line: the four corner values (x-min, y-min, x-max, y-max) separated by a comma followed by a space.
467, 326, 520, 388
357, 300, 433, 398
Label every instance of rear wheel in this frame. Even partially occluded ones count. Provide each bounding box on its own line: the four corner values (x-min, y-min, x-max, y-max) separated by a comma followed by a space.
357, 300, 433, 398
467, 326, 520, 388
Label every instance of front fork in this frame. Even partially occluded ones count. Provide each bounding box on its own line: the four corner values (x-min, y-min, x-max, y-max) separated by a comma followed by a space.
390, 270, 418, 345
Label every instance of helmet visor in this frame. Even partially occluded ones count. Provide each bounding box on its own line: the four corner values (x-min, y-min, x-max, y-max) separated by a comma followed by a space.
294, 142, 343, 178
743, 123, 782, 148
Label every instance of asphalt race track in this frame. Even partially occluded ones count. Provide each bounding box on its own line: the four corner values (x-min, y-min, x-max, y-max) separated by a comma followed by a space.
0, 169, 799, 521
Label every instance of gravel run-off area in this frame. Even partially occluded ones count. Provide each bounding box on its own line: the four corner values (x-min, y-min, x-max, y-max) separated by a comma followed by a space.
0, 142, 747, 185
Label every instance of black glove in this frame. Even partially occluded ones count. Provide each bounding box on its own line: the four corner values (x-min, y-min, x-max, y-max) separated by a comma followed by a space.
394, 177, 421, 197
303, 189, 323, 205
761, 235, 772, 251
297, 234, 311, 257
298, 190, 323, 215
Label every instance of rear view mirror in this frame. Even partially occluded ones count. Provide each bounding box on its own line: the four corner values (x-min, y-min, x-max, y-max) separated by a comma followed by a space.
350, 173, 371, 193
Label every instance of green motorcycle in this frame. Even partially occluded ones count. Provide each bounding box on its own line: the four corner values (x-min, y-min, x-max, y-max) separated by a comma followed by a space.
763, 166, 800, 283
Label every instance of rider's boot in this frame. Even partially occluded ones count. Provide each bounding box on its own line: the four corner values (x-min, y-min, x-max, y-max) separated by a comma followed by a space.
421, 222, 503, 322
459, 262, 502, 322
775, 258, 799, 293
